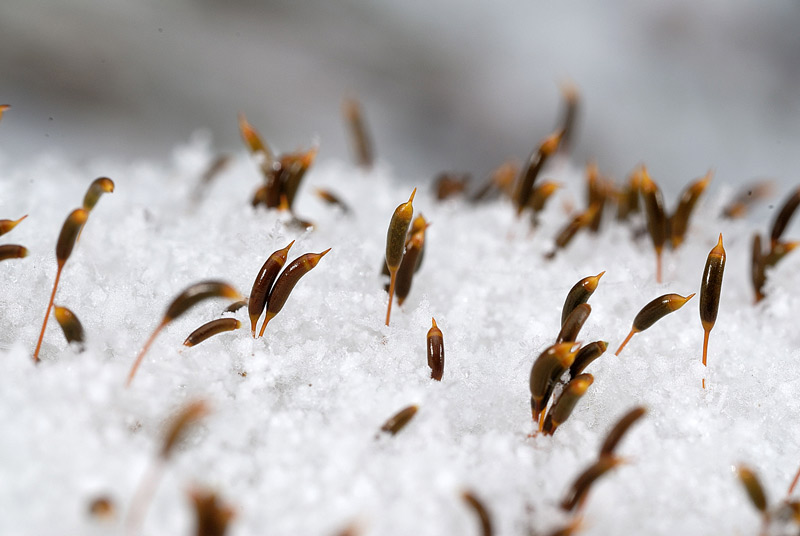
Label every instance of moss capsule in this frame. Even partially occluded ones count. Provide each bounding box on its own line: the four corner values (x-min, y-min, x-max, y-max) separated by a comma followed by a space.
248, 240, 294, 337
342, 98, 374, 168
640, 168, 668, 283
560, 456, 624, 512
280, 146, 318, 212
184, 318, 241, 347
394, 229, 425, 306
385, 189, 416, 326
764, 241, 799, 267
528, 180, 560, 227
548, 204, 600, 257
556, 303, 591, 344
615, 292, 695, 356
238, 113, 273, 163
599, 406, 646, 456
721, 180, 774, 219
557, 82, 579, 153
462, 490, 493, 536
54, 305, 85, 348
224, 299, 248, 313
529, 342, 579, 428
569, 340, 608, 378
189, 488, 235, 536
0, 104, 9, 122
736, 465, 768, 513
585, 162, 607, 233
380, 404, 418, 436
699, 234, 726, 380
315, 188, 352, 214
82, 177, 115, 211
471, 160, 518, 202
542, 373, 593, 435
752, 234, 766, 303
258, 249, 331, 337
561, 271, 604, 326
434, 172, 470, 201
770, 187, 800, 247
670, 171, 712, 249
427, 318, 444, 381
514, 130, 562, 215
616, 168, 642, 221
161, 400, 209, 459
0, 214, 27, 237
0, 244, 28, 262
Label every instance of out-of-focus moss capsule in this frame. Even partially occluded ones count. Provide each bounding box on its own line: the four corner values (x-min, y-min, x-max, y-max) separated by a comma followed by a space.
0, 214, 27, 237
82, 177, 115, 211
88, 496, 116, 520
462, 490, 493, 536
342, 98, 374, 168
751, 234, 766, 303
470, 160, 519, 202
529, 342, 579, 428
528, 180, 560, 227
699, 234, 726, 384
585, 162, 607, 233
395, 229, 425, 306
0, 244, 28, 262
514, 130, 562, 216
189, 488, 236, 536
161, 400, 210, 460
736, 465, 768, 513
258, 249, 331, 337
721, 180, 774, 219
561, 271, 604, 326
569, 340, 608, 378
615, 292, 695, 356
280, 146, 318, 212
548, 204, 600, 258
183, 318, 241, 347
542, 373, 593, 436
616, 168, 642, 221
427, 318, 444, 381
0, 104, 9, 122
560, 456, 624, 512
224, 299, 248, 313
640, 168, 668, 283
127, 281, 241, 386
315, 188, 352, 214
33, 208, 89, 363
379, 404, 418, 436
556, 303, 591, 344
670, 171, 712, 249
238, 113, 273, 163
599, 406, 646, 456
557, 82, 579, 153
385, 189, 416, 326
764, 241, 799, 267
54, 305, 85, 348
434, 172, 470, 201
770, 187, 800, 247
248, 240, 294, 337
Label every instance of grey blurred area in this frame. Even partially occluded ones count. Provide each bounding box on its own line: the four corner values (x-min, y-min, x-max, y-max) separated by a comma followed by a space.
2, 0, 800, 195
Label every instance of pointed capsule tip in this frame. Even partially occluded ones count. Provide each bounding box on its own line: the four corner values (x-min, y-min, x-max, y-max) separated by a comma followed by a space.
596, 270, 606, 279
408, 188, 417, 203
685, 292, 697, 301
431, 317, 437, 328
717, 233, 724, 246
318, 247, 332, 257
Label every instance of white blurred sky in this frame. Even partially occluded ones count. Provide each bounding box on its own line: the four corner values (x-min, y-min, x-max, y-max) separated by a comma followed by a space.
2, 0, 799, 195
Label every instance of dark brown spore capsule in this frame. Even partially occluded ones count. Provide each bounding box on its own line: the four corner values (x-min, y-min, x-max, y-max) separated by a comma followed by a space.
751, 234, 766, 303
380, 405, 418, 436
561, 272, 604, 326
224, 299, 248, 313
82, 177, 115, 211
54, 305, 85, 347
770, 187, 800, 247
599, 406, 646, 456
669, 171, 712, 249
0, 244, 28, 262
615, 293, 695, 356
556, 303, 591, 344
427, 318, 444, 381
529, 342, 578, 427
736, 465, 768, 513
569, 340, 608, 378
258, 249, 331, 337
462, 490, 493, 536
548, 204, 600, 257
315, 188, 352, 214
189, 488, 236, 536
184, 318, 242, 347
280, 147, 318, 212
0, 214, 27, 237
394, 230, 425, 306
699, 234, 726, 370
514, 130, 562, 215
640, 168, 667, 283
616, 168, 642, 221
434, 172, 470, 201
248, 240, 294, 337
560, 457, 623, 512
342, 98, 374, 168
528, 181, 560, 227
542, 373, 593, 435
385, 189, 416, 326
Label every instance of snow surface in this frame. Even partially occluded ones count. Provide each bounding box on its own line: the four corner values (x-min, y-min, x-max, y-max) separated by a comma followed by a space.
1, 133, 800, 535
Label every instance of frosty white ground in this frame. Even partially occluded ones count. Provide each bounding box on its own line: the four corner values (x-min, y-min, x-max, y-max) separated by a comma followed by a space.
1, 134, 799, 535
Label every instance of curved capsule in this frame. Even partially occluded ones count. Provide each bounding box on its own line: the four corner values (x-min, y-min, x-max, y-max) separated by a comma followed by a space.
462, 490, 493, 536
238, 113, 273, 163
736, 465, 768, 513
427, 318, 444, 381
599, 406, 646, 456
699, 234, 726, 371
343, 98, 374, 168
394, 230, 425, 306
434, 173, 469, 201
54, 305, 85, 347
514, 130, 562, 215
549, 204, 600, 256
669, 171, 711, 249
556, 303, 591, 344
0, 244, 28, 262
615, 292, 695, 356
379, 404, 418, 436
0, 214, 27, 237
569, 340, 608, 378
315, 188, 352, 214
529, 181, 560, 227
558, 82, 579, 152
560, 456, 624, 512
258, 249, 331, 337
248, 240, 294, 337
183, 318, 241, 347
471, 160, 518, 202
281, 146, 318, 211
770, 187, 800, 246
543, 373, 593, 435
224, 299, 248, 313
385, 189, 416, 326
161, 400, 209, 460
82, 177, 115, 211
529, 342, 579, 424
764, 241, 799, 267
561, 271, 604, 326
640, 169, 667, 283
751, 234, 766, 303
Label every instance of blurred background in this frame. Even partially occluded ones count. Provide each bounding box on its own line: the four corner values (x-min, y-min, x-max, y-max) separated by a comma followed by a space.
1, 0, 799, 194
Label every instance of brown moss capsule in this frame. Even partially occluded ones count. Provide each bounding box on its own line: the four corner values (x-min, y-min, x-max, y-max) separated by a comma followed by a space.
616, 168, 642, 221
585, 162, 607, 233
380, 404, 418, 436
528, 181, 560, 227
561, 271, 604, 326
700, 234, 726, 379
471, 160, 519, 202
529, 342, 579, 428
342, 98, 374, 168
752, 234, 766, 303
764, 241, 799, 267
184, 318, 241, 347
0, 104, 9, 124
721, 180, 774, 219
258, 249, 331, 337
385, 189, 416, 326
33, 208, 89, 363
88, 496, 116, 519
548, 204, 600, 258
280, 146, 318, 212
0, 244, 28, 262
0, 214, 27, 237
189, 488, 236, 536
615, 292, 695, 356
640, 168, 668, 283
427, 318, 444, 381
161, 400, 210, 459
670, 171, 712, 249
238, 113, 273, 163
599, 406, 646, 457
557, 82, 579, 153
394, 229, 425, 306
315, 188, 352, 214
82, 177, 115, 211
569, 340, 608, 378
224, 299, 248, 313
737, 465, 768, 513
248, 240, 294, 337
561, 456, 624, 512
770, 187, 800, 247
127, 281, 241, 386
556, 303, 591, 344
434, 172, 470, 201
514, 130, 562, 215
54, 305, 85, 348
543, 373, 593, 435
462, 490, 493, 536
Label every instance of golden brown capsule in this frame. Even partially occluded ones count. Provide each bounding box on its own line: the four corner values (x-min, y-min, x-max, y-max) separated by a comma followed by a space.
615, 292, 695, 356
529, 342, 579, 428
752, 234, 766, 303
379, 404, 418, 436
770, 187, 800, 247
385, 189, 416, 326
764, 241, 799, 267
548, 204, 600, 258
280, 146, 318, 212
670, 171, 712, 249
0, 244, 28, 262
599, 406, 646, 457
126, 281, 241, 386
569, 340, 608, 378
258, 249, 331, 337
514, 130, 562, 215
54, 305, 85, 347
161, 400, 210, 459
394, 229, 425, 306
224, 299, 248, 313
640, 168, 668, 283
561, 456, 624, 512
544, 517, 584, 536
33, 208, 89, 363
434, 172, 470, 201
184, 318, 241, 347
82, 177, 115, 211
542, 373, 593, 435
616, 168, 642, 221
561, 271, 604, 326
699, 234, 726, 378
427, 318, 444, 381
557, 82, 580, 153
556, 303, 591, 344
315, 188, 352, 214
721, 180, 774, 219
585, 162, 607, 233
737, 465, 768, 513
248, 240, 295, 337
461, 490, 493, 536
189, 488, 236, 536
0, 214, 27, 237
528, 181, 560, 228
0, 104, 9, 122
471, 160, 519, 202
238, 113, 273, 163
342, 98, 374, 168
